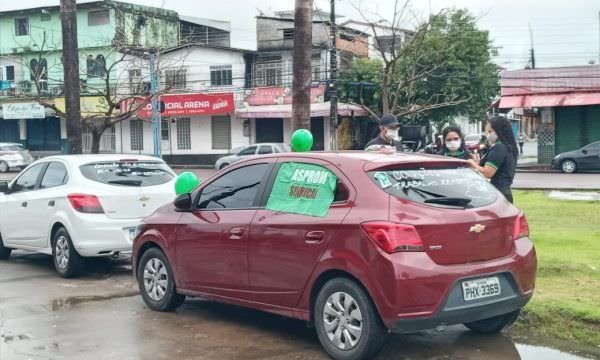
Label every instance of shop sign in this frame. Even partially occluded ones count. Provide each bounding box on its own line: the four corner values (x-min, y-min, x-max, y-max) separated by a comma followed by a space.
2, 102, 45, 119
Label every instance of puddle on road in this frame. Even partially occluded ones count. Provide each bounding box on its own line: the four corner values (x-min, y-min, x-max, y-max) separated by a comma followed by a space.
516, 343, 595, 360
50, 291, 139, 311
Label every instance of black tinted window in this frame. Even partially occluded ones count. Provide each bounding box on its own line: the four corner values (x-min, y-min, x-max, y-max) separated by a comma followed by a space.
198, 164, 269, 209
12, 163, 45, 193
258, 146, 273, 154
40, 162, 68, 189
79, 161, 174, 187
238, 146, 256, 156
368, 167, 499, 208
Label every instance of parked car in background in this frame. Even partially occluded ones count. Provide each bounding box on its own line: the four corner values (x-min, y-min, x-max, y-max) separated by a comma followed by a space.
0, 155, 176, 277
133, 151, 536, 360
464, 134, 482, 152
214, 143, 291, 170
0, 143, 34, 173
551, 141, 600, 173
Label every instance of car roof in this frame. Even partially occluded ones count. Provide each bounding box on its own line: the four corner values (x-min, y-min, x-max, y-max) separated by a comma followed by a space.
236, 151, 464, 170
38, 154, 166, 166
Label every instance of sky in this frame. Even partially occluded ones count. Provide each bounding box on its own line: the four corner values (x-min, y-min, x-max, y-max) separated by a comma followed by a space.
2, 0, 600, 70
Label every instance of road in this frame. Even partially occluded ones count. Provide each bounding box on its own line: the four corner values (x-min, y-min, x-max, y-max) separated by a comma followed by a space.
1, 252, 598, 360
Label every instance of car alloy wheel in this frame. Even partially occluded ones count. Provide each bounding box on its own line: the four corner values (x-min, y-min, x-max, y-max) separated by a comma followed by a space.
561, 160, 576, 173
143, 257, 169, 302
55, 235, 70, 270
323, 292, 364, 350
0, 161, 8, 173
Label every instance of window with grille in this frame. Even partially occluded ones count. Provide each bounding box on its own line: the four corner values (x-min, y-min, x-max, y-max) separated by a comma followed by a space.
165, 69, 187, 89
283, 28, 295, 40
129, 69, 142, 94
88, 10, 109, 26
253, 60, 288, 87
130, 119, 144, 151
210, 65, 233, 86
177, 118, 191, 150
15, 18, 29, 36
212, 116, 231, 150
161, 118, 169, 141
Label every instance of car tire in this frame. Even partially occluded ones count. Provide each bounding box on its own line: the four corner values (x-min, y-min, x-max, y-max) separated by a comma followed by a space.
314, 278, 387, 360
219, 163, 229, 170
464, 309, 521, 334
137, 247, 185, 312
0, 161, 9, 173
560, 159, 577, 173
52, 227, 84, 278
0, 234, 12, 260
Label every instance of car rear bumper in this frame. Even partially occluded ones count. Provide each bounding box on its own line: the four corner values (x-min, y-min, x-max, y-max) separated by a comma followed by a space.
391, 272, 532, 333
69, 214, 142, 257
5, 159, 31, 168
371, 237, 536, 331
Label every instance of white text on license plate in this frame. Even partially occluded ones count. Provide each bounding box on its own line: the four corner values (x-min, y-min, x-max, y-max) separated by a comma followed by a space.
462, 277, 501, 301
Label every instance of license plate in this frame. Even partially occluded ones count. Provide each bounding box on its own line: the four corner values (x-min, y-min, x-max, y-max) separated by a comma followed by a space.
462, 276, 501, 301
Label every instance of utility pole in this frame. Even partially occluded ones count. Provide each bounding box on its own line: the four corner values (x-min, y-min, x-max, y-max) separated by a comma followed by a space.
292, 0, 313, 131
149, 50, 161, 158
528, 23, 536, 69
598, 11, 600, 64
329, 0, 338, 150
60, 0, 82, 154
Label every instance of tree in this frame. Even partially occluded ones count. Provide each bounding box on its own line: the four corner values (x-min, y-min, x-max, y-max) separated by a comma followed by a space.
16, 38, 183, 154
344, 1, 499, 128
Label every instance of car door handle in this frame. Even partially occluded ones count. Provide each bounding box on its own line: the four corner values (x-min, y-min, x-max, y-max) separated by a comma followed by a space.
305, 231, 325, 243
21, 202, 27, 208
229, 227, 244, 240
48, 200, 55, 207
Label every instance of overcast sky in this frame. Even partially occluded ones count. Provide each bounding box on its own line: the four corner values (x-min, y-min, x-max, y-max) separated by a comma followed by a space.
3, 0, 600, 70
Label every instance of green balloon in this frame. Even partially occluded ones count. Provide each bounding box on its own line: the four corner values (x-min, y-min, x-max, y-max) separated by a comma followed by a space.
291, 129, 314, 152
175, 172, 200, 195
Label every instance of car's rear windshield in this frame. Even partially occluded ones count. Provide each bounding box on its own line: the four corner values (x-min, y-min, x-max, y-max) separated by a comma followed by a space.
368, 167, 499, 208
79, 161, 174, 187
0, 145, 23, 152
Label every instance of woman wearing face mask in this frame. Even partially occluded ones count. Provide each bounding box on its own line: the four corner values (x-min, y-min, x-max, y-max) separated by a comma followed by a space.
468, 116, 519, 203
437, 125, 471, 160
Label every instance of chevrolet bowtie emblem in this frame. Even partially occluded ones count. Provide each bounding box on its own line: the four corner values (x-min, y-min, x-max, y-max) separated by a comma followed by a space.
139, 196, 151, 202
469, 224, 486, 233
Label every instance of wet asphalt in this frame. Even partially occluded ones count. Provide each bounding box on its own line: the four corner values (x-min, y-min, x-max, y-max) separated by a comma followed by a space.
1, 251, 599, 360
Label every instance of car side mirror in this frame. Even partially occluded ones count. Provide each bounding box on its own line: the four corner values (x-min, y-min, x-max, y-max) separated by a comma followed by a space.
0, 181, 9, 194
582, 149, 588, 154
174, 193, 192, 212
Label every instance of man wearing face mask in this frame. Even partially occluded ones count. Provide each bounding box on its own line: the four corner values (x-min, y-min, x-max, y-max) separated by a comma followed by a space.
365, 114, 404, 151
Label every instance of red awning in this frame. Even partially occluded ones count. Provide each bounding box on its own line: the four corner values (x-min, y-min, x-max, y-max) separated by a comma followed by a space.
236, 102, 368, 118
499, 92, 600, 109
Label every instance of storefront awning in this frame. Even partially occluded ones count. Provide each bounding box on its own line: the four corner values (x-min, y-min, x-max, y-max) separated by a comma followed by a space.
236, 102, 369, 119
499, 92, 600, 109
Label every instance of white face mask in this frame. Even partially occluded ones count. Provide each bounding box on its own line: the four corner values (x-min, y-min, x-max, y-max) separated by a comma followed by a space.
386, 128, 399, 141
487, 132, 498, 144
446, 140, 461, 151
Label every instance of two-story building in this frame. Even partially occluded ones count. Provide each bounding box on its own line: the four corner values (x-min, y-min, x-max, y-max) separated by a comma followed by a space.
0, 1, 179, 156
240, 10, 369, 151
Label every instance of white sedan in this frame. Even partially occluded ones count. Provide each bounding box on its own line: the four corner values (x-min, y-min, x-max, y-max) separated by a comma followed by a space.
0, 155, 177, 278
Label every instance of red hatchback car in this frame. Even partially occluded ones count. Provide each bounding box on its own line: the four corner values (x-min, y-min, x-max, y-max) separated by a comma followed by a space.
132, 152, 536, 360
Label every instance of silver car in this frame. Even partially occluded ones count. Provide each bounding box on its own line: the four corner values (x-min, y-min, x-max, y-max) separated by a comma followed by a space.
215, 143, 291, 170
0, 143, 34, 173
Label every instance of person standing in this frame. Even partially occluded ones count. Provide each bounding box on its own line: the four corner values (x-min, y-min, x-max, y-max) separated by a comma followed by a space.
517, 131, 526, 155
365, 114, 403, 151
437, 125, 472, 160
468, 116, 519, 203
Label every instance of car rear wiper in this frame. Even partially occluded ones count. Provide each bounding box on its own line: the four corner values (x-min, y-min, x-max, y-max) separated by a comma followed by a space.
424, 197, 472, 207
108, 180, 143, 186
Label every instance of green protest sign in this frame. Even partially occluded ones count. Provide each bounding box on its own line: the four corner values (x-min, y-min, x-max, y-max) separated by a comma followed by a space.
266, 162, 337, 217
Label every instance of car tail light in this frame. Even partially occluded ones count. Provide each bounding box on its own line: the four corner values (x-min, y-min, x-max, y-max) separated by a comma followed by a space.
361, 221, 424, 253
513, 213, 530, 240
68, 194, 104, 214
